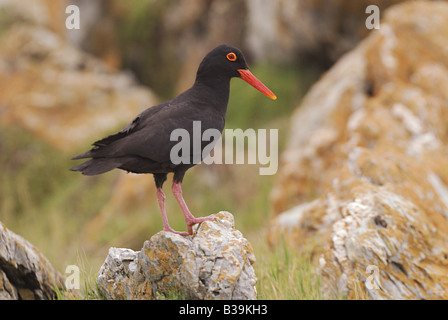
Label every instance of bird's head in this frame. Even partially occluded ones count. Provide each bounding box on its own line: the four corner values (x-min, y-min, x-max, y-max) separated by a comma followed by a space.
196, 44, 277, 100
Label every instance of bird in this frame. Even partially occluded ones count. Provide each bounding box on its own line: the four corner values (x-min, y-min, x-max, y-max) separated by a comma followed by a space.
70, 44, 276, 236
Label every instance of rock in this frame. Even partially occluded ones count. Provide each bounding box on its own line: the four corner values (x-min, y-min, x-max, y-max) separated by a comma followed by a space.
96, 247, 140, 300
0, 221, 64, 300
97, 212, 257, 300
268, 2, 448, 299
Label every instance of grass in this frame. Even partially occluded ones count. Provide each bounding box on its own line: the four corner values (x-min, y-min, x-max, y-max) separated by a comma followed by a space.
53, 248, 106, 300
255, 240, 325, 300
0, 61, 325, 300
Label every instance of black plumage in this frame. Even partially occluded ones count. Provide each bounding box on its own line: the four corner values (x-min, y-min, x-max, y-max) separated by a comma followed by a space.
71, 44, 276, 235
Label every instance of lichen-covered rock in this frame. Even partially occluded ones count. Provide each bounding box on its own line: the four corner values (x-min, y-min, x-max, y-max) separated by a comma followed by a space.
0, 222, 64, 300
269, 2, 448, 299
97, 212, 257, 300
96, 248, 139, 300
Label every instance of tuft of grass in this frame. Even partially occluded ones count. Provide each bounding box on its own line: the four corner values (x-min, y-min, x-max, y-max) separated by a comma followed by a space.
53, 248, 106, 300
254, 239, 328, 300
154, 281, 191, 300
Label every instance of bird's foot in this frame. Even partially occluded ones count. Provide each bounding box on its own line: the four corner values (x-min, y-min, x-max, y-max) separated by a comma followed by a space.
187, 214, 215, 225
163, 226, 190, 236
186, 214, 216, 235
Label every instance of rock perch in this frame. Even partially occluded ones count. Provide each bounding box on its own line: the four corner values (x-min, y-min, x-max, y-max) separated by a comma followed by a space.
97, 212, 257, 300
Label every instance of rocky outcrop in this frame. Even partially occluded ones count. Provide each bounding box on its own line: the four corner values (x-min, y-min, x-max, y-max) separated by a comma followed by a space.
269, 2, 448, 299
97, 212, 257, 300
0, 222, 64, 299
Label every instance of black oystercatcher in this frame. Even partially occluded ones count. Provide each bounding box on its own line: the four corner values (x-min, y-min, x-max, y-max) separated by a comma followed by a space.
70, 44, 276, 236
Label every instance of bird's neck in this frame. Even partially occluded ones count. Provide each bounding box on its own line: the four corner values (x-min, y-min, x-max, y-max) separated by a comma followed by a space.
192, 74, 231, 113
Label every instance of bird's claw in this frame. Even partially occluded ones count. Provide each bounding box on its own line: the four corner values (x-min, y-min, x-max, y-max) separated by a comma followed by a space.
187, 214, 215, 226
163, 226, 190, 236
186, 214, 216, 235
163, 215, 215, 236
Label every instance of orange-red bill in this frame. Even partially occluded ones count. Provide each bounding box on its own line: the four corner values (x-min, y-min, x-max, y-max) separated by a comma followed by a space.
237, 69, 277, 100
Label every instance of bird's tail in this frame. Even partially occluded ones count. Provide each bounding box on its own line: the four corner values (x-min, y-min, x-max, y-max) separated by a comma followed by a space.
70, 158, 122, 176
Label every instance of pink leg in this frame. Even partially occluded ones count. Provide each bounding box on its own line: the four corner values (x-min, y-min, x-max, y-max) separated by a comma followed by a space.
156, 188, 189, 236
172, 182, 215, 235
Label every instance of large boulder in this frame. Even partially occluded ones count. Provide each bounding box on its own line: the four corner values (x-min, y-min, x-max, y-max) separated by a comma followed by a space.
97, 212, 257, 300
0, 222, 64, 299
269, 2, 448, 299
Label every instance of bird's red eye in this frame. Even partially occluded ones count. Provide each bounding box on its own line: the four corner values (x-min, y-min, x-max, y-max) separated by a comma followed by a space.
226, 52, 237, 62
